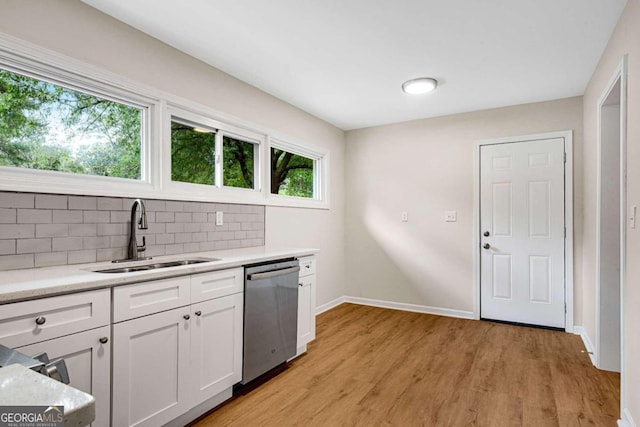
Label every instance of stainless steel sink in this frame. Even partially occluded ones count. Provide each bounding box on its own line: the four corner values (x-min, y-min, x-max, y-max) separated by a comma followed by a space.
95, 257, 220, 273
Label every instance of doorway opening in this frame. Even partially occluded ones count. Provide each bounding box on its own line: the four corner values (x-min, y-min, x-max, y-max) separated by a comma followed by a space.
595, 57, 627, 375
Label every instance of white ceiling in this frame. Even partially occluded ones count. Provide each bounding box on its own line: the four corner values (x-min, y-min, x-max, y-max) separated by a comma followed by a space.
83, 0, 627, 130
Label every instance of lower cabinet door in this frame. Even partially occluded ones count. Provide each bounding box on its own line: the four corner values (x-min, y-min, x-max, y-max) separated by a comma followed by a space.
16, 326, 111, 427
297, 275, 316, 347
112, 307, 191, 427
190, 293, 243, 405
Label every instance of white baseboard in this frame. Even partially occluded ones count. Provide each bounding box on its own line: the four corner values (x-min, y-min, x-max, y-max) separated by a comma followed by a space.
342, 296, 475, 319
315, 296, 346, 315
573, 326, 597, 366
619, 408, 637, 427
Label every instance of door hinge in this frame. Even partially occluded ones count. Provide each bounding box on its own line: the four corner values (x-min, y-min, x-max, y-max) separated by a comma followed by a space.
564, 152, 567, 163
565, 302, 567, 314
564, 227, 566, 238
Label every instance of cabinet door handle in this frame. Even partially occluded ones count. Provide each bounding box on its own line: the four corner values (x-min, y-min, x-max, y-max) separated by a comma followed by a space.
299, 283, 303, 287
483, 243, 491, 250
195, 311, 202, 317
99, 337, 109, 344
35, 316, 46, 326
183, 314, 190, 320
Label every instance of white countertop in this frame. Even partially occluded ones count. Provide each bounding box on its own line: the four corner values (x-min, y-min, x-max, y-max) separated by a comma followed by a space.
0, 364, 95, 426
0, 246, 318, 304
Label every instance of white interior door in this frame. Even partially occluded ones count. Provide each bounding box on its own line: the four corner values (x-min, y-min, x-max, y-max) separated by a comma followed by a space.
480, 138, 565, 328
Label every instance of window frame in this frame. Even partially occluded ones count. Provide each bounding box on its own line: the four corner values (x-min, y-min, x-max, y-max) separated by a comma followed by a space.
163, 104, 265, 202
267, 137, 329, 208
0, 37, 159, 198
0, 34, 329, 209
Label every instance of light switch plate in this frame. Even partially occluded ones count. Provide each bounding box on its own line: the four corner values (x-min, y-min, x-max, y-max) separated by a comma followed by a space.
401, 211, 408, 222
216, 211, 224, 226
631, 206, 637, 229
445, 211, 457, 222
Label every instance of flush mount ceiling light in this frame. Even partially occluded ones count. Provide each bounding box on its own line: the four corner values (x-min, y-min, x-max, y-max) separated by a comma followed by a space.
401, 77, 438, 95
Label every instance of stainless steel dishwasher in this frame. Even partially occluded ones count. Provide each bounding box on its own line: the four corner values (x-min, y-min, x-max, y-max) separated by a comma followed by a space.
242, 258, 300, 384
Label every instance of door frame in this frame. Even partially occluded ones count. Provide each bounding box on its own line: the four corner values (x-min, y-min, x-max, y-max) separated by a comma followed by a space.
472, 130, 574, 332
595, 55, 627, 411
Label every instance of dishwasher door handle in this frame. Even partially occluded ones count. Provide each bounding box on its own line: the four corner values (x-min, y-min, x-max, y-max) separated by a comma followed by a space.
247, 266, 300, 281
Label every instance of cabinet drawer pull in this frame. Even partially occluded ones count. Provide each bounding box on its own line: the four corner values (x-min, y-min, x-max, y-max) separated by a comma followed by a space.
195, 311, 202, 317
35, 316, 46, 326
99, 337, 109, 344
183, 314, 190, 320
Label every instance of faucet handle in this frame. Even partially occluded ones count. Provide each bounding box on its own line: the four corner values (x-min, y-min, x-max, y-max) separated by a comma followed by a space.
137, 236, 146, 252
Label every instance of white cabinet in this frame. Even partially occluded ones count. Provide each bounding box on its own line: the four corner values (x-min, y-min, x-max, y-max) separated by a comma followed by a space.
16, 326, 111, 427
190, 293, 243, 404
0, 290, 111, 427
297, 256, 317, 352
112, 307, 191, 427
112, 269, 244, 427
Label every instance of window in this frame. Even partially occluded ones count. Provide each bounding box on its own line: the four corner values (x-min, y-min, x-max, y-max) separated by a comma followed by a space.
270, 148, 314, 197
168, 108, 261, 192
0, 36, 328, 208
0, 67, 143, 179
223, 135, 257, 190
269, 139, 327, 205
170, 119, 216, 185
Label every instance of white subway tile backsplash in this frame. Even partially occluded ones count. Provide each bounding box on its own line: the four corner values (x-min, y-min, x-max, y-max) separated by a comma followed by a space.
97, 223, 125, 236
166, 223, 184, 233
0, 193, 34, 209
68, 249, 97, 264
156, 234, 174, 245
83, 236, 110, 250
69, 196, 96, 210
53, 210, 83, 224
97, 197, 123, 210
69, 224, 97, 237
52, 237, 83, 252
165, 244, 184, 255
0, 254, 34, 270
35, 194, 67, 209
36, 224, 68, 238
35, 252, 67, 267
84, 211, 110, 223
18, 209, 52, 224
0, 208, 16, 224
0, 240, 15, 255
17, 238, 51, 254
0, 224, 35, 239
156, 212, 175, 223
165, 201, 184, 212
110, 211, 130, 223
0, 191, 265, 270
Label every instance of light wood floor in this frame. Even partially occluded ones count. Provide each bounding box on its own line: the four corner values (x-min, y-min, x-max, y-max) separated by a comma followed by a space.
193, 303, 620, 426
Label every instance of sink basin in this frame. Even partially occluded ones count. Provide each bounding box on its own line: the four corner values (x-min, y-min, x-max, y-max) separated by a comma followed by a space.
95, 257, 220, 273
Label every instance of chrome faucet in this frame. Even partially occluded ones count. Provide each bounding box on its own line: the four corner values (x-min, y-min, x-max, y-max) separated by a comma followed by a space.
127, 199, 149, 261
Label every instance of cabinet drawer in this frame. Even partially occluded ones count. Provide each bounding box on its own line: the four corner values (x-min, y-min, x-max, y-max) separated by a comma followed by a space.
113, 276, 190, 323
0, 288, 110, 348
298, 256, 316, 278
190, 268, 243, 304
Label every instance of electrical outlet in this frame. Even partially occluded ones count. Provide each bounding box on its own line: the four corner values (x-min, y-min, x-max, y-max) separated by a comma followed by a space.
401, 211, 408, 222
216, 211, 224, 226
445, 211, 457, 222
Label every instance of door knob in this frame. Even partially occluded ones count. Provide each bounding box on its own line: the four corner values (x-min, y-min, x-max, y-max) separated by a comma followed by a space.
483, 243, 491, 249
483, 231, 490, 237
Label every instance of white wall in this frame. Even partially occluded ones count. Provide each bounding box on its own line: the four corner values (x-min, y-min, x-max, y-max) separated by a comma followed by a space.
0, 0, 346, 306
345, 97, 583, 318
582, 0, 640, 421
